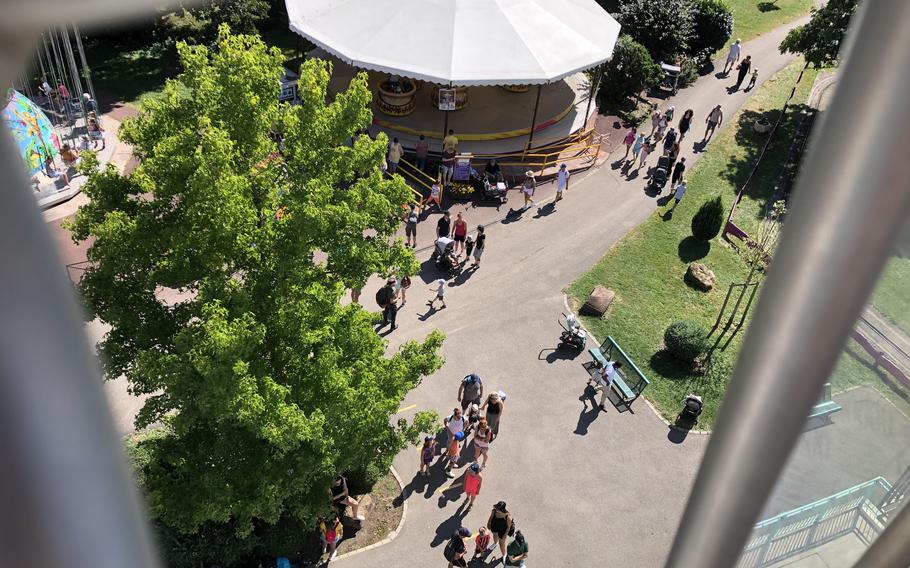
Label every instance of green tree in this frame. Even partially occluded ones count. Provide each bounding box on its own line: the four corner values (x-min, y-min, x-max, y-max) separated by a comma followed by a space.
691, 196, 725, 241
688, 0, 734, 64
598, 34, 663, 105
617, 0, 694, 63
70, 27, 443, 547
779, 0, 859, 67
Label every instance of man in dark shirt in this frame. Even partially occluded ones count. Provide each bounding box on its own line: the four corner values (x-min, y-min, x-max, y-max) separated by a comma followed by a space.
672, 156, 686, 186
437, 211, 451, 238
376, 278, 398, 330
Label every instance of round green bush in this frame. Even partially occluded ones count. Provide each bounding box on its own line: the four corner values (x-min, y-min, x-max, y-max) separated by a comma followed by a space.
664, 320, 709, 361
688, 0, 735, 65
691, 196, 725, 242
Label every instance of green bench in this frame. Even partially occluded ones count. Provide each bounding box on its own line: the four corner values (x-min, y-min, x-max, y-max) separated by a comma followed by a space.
587, 336, 650, 408
807, 383, 841, 420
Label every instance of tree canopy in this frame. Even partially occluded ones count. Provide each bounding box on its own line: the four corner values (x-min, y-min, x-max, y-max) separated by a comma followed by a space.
688, 0, 734, 65
780, 0, 859, 67
617, 0, 695, 63
598, 34, 663, 105
70, 27, 443, 544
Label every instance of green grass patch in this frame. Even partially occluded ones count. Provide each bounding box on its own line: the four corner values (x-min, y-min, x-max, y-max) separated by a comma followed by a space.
568, 57, 819, 427
871, 256, 910, 336
832, 338, 910, 419
725, 0, 813, 47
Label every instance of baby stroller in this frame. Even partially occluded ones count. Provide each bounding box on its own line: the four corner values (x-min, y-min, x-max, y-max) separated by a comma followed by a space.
478, 170, 508, 204
431, 237, 459, 274
676, 394, 704, 429
650, 155, 672, 192
557, 313, 587, 350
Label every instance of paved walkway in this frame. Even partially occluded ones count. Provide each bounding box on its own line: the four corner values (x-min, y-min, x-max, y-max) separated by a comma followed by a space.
338, 18, 809, 568
40, 16, 810, 566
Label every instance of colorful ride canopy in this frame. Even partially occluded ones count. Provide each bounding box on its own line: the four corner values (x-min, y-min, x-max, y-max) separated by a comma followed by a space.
286, 0, 621, 87
2, 89, 60, 176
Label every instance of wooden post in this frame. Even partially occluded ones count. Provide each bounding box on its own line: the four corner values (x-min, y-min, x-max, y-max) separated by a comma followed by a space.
526, 84, 543, 150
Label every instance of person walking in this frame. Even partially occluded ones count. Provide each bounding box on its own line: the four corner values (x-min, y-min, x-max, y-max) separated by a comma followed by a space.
587, 360, 624, 410
437, 211, 451, 239
415, 134, 430, 171
319, 513, 343, 561
463, 462, 483, 511
747, 67, 759, 91
443, 407, 466, 477
426, 178, 443, 209
703, 105, 724, 141
555, 163, 569, 204
473, 418, 492, 466
662, 127, 677, 156
669, 179, 687, 211
734, 55, 752, 90
521, 171, 536, 209
487, 501, 514, 561
664, 106, 675, 122
451, 212, 468, 254
471, 225, 485, 268
656, 114, 668, 141
622, 127, 637, 159
678, 109, 694, 141
638, 138, 652, 170
429, 278, 447, 310
630, 133, 645, 165
723, 38, 742, 75
404, 203, 420, 248
444, 527, 471, 568
458, 373, 484, 412
419, 435, 436, 476
387, 137, 403, 174
667, 141, 680, 165
441, 146, 457, 185
480, 390, 504, 440
672, 156, 687, 186
398, 274, 411, 306
649, 110, 661, 136
376, 278, 398, 330
504, 531, 530, 567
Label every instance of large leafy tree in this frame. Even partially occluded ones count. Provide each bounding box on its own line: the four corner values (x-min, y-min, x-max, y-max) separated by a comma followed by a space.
687, 0, 734, 64
70, 28, 443, 539
598, 34, 663, 105
617, 0, 695, 63
780, 0, 859, 67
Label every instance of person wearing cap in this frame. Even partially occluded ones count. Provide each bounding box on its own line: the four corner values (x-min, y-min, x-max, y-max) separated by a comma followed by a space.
445, 526, 471, 568
555, 163, 570, 204
458, 373, 484, 412
487, 501, 514, 560
521, 171, 536, 209
443, 407, 466, 477
464, 462, 484, 511
429, 277, 447, 309
724, 38, 742, 76
419, 434, 437, 476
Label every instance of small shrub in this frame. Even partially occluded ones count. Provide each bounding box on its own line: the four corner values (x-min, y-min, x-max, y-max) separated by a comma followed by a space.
598, 34, 663, 106
688, 0, 734, 65
664, 320, 709, 361
677, 56, 700, 88
691, 196, 725, 242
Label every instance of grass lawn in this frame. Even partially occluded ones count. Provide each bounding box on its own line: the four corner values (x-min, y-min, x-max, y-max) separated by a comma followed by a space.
871, 256, 910, 335
725, 0, 813, 48
832, 338, 910, 419
568, 57, 817, 427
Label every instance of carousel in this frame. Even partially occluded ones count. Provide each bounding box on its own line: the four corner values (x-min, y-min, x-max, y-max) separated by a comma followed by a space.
285, 0, 621, 154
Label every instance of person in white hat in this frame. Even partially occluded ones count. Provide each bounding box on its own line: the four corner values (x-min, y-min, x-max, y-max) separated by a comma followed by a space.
428, 278, 447, 309
521, 170, 536, 209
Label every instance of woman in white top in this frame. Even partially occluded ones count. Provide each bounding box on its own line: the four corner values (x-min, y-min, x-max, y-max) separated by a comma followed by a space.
472, 417, 492, 466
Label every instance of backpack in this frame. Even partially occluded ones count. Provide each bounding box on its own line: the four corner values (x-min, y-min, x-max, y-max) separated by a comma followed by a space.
443, 539, 456, 561
376, 286, 392, 307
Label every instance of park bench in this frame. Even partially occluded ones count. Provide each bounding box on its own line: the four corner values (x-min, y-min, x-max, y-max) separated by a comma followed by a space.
587, 335, 650, 408
807, 383, 842, 421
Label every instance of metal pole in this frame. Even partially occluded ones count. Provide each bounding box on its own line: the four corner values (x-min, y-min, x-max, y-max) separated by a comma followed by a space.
73, 24, 98, 106
583, 66, 600, 127
60, 25, 90, 138
442, 82, 452, 141
665, 1, 910, 566
526, 84, 543, 150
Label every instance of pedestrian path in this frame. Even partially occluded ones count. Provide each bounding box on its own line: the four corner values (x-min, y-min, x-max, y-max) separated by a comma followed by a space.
338, 16, 810, 568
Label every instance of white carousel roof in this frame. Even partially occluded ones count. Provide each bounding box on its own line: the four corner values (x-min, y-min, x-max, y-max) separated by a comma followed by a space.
285, 0, 621, 86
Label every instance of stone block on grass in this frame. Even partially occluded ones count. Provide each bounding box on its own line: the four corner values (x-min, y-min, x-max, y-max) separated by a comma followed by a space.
580, 285, 615, 316
686, 263, 716, 291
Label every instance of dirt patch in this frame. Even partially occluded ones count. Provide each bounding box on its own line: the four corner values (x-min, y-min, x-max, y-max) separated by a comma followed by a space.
334, 471, 403, 557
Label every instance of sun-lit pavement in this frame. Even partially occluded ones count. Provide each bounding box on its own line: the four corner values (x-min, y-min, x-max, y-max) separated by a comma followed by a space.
42, 16, 810, 566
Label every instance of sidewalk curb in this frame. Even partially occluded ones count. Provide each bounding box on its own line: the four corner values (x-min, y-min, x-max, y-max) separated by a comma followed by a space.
332, 465, 408, 563
562, 293, 712, 435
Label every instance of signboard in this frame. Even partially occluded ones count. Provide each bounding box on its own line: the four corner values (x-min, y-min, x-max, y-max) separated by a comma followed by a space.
453, 154, 472, 182
438, 88, 456, 111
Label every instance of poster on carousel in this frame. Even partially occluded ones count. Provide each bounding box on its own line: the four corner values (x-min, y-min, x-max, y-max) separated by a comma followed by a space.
438, 88, 456, 111
453, 153, 472, 182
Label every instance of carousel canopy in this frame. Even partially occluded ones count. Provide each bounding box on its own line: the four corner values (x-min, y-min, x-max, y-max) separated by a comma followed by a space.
286, 0, 621, 86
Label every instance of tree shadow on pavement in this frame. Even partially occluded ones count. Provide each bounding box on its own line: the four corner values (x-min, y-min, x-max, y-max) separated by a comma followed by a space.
678, 236, 711, 262
574, 390, 602, 435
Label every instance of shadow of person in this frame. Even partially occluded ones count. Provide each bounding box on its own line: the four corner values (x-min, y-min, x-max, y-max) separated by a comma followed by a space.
423, 459, 449, 499
532, 202, 556, 218
626, 168, 640, 181
501, 207, 526, 224
661, 209, 675, 221
611, 158, 626, 170
418, 304, 440, 321
574, 393, 601, 436
692, 140, 708, 154
656, 194, 674, 207
431, 505, 468, 547
727, 84, 739, 94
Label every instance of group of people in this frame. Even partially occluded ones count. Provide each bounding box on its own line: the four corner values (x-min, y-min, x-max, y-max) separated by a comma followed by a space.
417, 373, 528, 567
723, 39, 758, 92
319, 475, 367, 561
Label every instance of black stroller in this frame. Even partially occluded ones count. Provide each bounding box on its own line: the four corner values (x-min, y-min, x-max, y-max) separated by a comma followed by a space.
431, 237, 460, 274
650, 156, 672, 193
675, 394, 704, 429
472, 168, 508, 204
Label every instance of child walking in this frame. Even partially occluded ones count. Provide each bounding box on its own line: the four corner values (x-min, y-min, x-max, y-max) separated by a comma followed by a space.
429, 278, 447, 309
473, 527, 492, 562
419, 435, 436, 476
463, 462, 483, 512
320, 513, 343, 561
